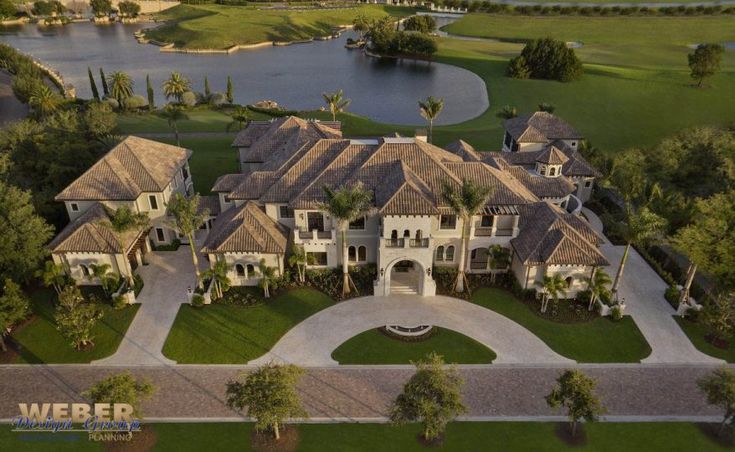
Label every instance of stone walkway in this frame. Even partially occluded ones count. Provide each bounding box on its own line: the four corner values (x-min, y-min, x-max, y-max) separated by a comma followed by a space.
0, 364, 726, 420
251, 295, 574, 366
93, 250, 199, 366
581, 208, 721, 364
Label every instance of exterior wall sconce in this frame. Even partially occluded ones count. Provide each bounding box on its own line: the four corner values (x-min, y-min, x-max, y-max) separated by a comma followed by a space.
380, 268, 384, 277
426, 267, 431, 276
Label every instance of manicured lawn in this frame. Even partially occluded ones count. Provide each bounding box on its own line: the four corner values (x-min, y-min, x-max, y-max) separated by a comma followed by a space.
117, 110, 237, 134
471, 288, 651, 362
331, 327, 496, 364
147, 4, 412, 49
162, 288, 333, 364
9, 288, 140, 364
675, 316, 735, 362
1, 422, 729, 451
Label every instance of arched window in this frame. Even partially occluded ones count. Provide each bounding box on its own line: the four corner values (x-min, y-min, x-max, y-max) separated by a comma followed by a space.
358, 246, 367, 262
549, 166, 556, 176
80, 264, 90, 277
415, 230, 423, 240
348, 246, 357, 262
235, 264, 245, 277
391, 230, 398, 239
403, 229, 410, 238
565, 276, 573, 288
445, 246, 455, 262
436, 246, 445, 262
246, 264, 255, 276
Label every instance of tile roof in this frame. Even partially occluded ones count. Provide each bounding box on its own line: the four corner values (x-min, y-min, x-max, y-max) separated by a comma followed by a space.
444, 139, 483, 161
504, 112, 582, 142
376, 161, 439, 215
201, 202, 289, 254
48, 203, 144, 254
536, 146, 569, 165
491, 158, 576, 199
198, 195, 221, 216
56, 136, 191, 201
511, 202, 608, 266
492, 142, 601, 179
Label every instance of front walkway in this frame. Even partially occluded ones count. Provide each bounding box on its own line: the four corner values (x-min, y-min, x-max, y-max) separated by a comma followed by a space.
250, 295, 575, 367
582, 208, 721, 364
93, 249, 199, 366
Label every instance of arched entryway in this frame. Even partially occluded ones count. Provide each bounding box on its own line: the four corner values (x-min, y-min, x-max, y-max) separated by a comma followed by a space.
391, 260, 420, 295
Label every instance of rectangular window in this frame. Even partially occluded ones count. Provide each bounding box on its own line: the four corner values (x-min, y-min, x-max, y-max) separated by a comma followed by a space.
439, 215, 456, 230
70, 203, 79, 212
584, 180, 593, 188
155, 228, 165, 242
349, 216, 365, 230
503, 132, 512, 148
307, 212, 324, 231
480, 215, 494, 227
182, 166, 189, 180
279, 206, 294, 218
307, 252, 328, 266
149, 195, 159, 210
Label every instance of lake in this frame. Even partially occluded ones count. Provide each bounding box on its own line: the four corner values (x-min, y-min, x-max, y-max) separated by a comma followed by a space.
0, 22, 488, 125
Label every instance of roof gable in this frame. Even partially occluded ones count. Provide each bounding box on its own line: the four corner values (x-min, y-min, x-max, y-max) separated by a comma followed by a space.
201, 202, 288, 254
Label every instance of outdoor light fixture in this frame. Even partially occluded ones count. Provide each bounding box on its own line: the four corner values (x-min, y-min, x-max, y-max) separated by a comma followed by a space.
380, 268, 384, 277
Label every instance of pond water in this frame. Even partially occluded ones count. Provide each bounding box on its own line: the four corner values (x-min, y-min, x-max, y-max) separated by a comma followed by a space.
0, 22, 488, 125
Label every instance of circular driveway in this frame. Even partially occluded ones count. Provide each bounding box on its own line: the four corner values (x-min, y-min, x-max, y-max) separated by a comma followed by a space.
249, 295, 574, 366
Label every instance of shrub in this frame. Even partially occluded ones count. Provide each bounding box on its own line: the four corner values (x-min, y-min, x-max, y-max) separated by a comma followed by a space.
113, 294, 127, 310
507, 38, 583, 82
103, 97, 119, 110
209, 92, 227, 106
117, 0, 140, 17
122, 94, 147, 110
611, 305, 623, 321
506, 56, 530, 79
665, 284, 681, 309
402, 15, 437, 33
191, 293, 205, 307
181, 91, 196, 107
133, 274, 144, 296
0, 0, 17, 20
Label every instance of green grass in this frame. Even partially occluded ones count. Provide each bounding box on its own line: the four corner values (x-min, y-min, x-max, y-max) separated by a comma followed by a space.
163, 136, 238, 195
471, 288, 651, 362
10, 288, 140, 364
1, 422, 730, 451
675, 316, 735, 362
117, 109, 238, 134
331, 327, 497, 364
147, 4, 413, 49
162, 288, 333, 364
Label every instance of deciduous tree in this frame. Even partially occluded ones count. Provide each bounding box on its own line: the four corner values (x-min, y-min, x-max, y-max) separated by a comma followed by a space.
699, 367, 735, 434
688, 43, 725, 88
54, 286, 103, 350
0, 279, 30, 352
83, 371, 154, 418
546, 369, 605, 437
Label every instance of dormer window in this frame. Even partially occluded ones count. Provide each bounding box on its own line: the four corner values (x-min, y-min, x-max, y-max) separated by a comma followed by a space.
549, 167, 556, 177
70, 202, 79, 212
149, 195, 159, 210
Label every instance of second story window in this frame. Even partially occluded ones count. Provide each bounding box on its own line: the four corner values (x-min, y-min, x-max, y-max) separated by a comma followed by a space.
182, 166, 189, 180
279, 206, 294, 218
70, 202, 79, 212
149, 195, 159, 210
349, 216, 365, 230
439, 214, 456, 230
480, 215, 494, 228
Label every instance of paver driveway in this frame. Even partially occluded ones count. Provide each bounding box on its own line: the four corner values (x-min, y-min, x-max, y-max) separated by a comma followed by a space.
93, 249, 199, 366
250, 295, 575, 366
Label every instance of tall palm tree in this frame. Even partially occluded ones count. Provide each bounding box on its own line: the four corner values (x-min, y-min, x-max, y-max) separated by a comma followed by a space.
584, 268, 612, 311
162, 72, 191, 104
160, 105, 188, 146
29, 85, 61, 118
418, 96, 444, 143
166, 193, 209, 290
322, 89, 351, 121
319, 183, 373, 297
258, 259, 276, 298
203, 259, 231, 300
535, 274, 567, 313
442, 179, 493, 293
101, 206, 150, 284
487, 244, 511, 284
611, 207, 667, 299
36, 260, 66, 294
226, 105, 250, 132
107, 71, 134, 103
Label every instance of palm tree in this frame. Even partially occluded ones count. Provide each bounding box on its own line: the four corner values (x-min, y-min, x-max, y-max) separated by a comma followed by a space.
258, 259, 276, 298
37, 260, 66, 294
322, 89, 351, 121
29, 85, 61, 117
89, 263, 119, 296
442, 179, 493, 293
487, 245, 511, 284
100, 206, 150, 284
162, 72, 191, 104
610, 207, 667, 299
226, 105, 249, 132
166, 193, 209, 290
319, 183, 373, 297
108, 71, 134, 103
288, 245, 314, 283
418, 96, 444, 143
160, 105, 188, 146
536, 274, 567, 313
203, 259, 230, 300
584, 268, 612, 311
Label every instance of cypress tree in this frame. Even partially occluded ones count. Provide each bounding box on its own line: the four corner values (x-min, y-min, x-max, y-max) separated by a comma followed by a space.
204, 76, 211, 97
146, 74, 155, 111
88, 67, 100, 101
99, 68, 109, 97
226, 76, 233, 104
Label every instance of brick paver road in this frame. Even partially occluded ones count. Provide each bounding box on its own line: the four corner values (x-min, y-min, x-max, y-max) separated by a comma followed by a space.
0, 365, 725, 420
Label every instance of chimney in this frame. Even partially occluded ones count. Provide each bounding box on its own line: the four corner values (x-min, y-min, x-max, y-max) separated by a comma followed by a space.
414, 129, 428, 143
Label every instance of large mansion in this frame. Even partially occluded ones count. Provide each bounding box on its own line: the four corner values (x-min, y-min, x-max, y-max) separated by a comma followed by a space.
49, 112, 608, 298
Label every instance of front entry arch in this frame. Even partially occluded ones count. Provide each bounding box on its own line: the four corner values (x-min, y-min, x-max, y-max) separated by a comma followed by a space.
374, 257, 436, 297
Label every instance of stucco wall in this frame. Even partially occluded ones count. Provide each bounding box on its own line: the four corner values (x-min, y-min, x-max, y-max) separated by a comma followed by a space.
209, 252, 282, 287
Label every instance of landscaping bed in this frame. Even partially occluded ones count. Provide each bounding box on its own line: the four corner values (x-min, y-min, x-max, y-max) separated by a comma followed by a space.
675, 316, 735, 362
331, 327, 497, 365
471, 288, 651, 362
162, 288, 333, 364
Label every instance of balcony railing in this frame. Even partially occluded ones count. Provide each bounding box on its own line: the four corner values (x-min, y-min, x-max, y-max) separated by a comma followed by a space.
470, 261, 489, 270
474, 228, 493, 236
409, 238, 429, 248
385, 238, 405, 248
495, 228, 514, 237
297, 229, 333, 241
